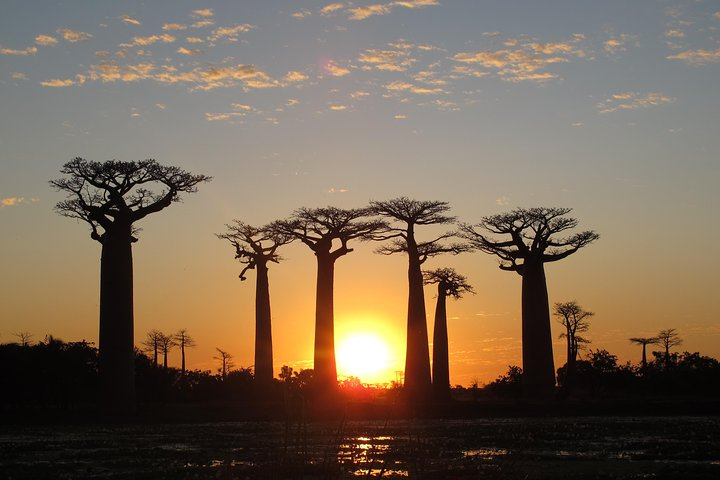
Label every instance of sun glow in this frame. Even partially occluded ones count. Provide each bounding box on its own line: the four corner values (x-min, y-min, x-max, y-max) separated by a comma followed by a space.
336, 332, 393, 384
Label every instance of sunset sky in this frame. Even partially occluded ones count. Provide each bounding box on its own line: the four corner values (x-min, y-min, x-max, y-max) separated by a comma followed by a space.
2, 0, 719, 386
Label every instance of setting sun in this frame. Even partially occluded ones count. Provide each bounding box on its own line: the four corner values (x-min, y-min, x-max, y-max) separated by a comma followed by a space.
336, 333, 393, 384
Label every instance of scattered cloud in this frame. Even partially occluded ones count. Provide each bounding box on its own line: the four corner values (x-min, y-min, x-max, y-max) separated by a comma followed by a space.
665, 29, 685, 38
191, 20, 215, 28
177, 47, 202, 55
292, 9, 311, 18
192, 9, 214, 18
329, 104, 349, 110
209, 24, 254, 42
0, 45, 38, 55
359, 48, 415, 71
604, 34, 635, 54
394, 114, 407, 119
350, 90, 370, 98
186, 37, 204, 44
162, 23, 187, 31
1, 197, 38, 207
286, 99, 300, 107
321, 3, 345, 16
57, 28, 93, 43
131, 34, 176, 46
40, 78, 76, 87
348, 0, 438, 20
121, 15, 141, 26
155, 103, 166, 109
321, 60, 351, 76
571, 122, 583, 127
667, 47, 720, 65
35, 35, 58, 46
284, 71, 308, 82
328, 187, 349, 193
205, 112, 244, 121
385, 80, 443, 94
597, 92, 675, 113
11, 72, 28, 80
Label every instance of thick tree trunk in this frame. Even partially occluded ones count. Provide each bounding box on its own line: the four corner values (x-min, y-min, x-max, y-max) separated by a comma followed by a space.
314, 253, 337, 391
520, 259, 556, 396
254, 261, 274, 384
404, 243, 432, 399
98, 222, 136, 414
181, 343, 186, 374
641, 343, 647, 369
153, 344, 158, 367
432, 285, 450, 398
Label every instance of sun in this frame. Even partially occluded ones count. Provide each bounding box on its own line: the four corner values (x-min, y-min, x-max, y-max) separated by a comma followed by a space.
336, 332, 392, 383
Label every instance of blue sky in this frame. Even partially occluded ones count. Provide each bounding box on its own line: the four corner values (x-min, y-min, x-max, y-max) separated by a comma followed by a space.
1, 0, 719, 384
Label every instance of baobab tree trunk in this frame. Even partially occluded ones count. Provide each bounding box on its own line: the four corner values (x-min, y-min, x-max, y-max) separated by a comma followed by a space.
98, 222, 136, 415
180, 343, 186, 374
432, 284, 450, 398
641, 343, 647, 369
314, 253, 337, 391
405, 246, 432, 399
254, 261, 274, 384
520, 260, 556, 396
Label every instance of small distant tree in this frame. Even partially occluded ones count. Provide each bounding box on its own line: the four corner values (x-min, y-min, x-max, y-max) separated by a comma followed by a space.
214, 348, 234, 380
656, 329, 682, 367
141, 329, 164, 367
461, 207, 598, 396
422, 268, 474, 398
370, 198, 469, 400
51, 158, 210, 413
270, 207, 385, 392
629, 337, 657, 369
174, 329, 196, 375
218, 221, 293, 384
14, 331, 34, 347
158, 333, 176, 369
553, 301, 594, 388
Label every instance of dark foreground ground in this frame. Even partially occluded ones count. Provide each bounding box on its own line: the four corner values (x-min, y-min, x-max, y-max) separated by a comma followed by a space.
1, 416, 719, 479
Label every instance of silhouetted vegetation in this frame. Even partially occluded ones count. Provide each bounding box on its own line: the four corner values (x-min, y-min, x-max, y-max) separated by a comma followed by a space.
50, 158, 210, 414
554, 301, 594, 391
461, 207, 599, 397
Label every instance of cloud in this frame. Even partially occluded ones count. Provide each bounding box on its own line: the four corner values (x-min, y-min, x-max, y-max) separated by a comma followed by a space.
131, 34, 176, 46
192, 8, 214, 17
665, 29, 685, 38
231, 103, 254, 111
163, 23, 187, 31
328, 187, 349, 193
57, 28, 93, 43
329, 104, 349, 110
394, 114, 407, 119
284, 71, 308, 82
40, 78, 76, 87
209, 24, 254, 42
321, 60, 351, 76
667, 47, 720, 65
177, 47, 202, 55
286, 99, 300, 107
35, 35, 58, 46
186, 37, 204, 44
320, 3, 345, 15
292, 9, 311, 18
191, 20, 215, 28
11, 72, 28, 80
597, 92, 676, 113
205, 112, 241, 122
392, 0, 439, 7
452, 36, 586, 82
715, 11, 720, 20
0, 45, 38, 55
384, 80, 443, 94
121, 15, 141, 26
349, 4, 392, 20
1, 197, 38, 207
350, 90, 370, 98
359, 48, 415, 71
155, 103, 166, 109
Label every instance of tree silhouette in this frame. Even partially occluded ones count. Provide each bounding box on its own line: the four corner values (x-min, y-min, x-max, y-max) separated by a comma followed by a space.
271, 207, 385, 392
461, 207, 598, 396
370, 198, 469, 399
158, 332, 176, 369
422, 268, 474, 398
141, 329, 164, 367
13, 331, 34, 347
218, 221, 293, 384
656, 329, 683, 367
629, 337, 657, 370
553, 301, 594, 389
174, 329, 196, 375
50, 158, 210, 413
214, 348, 234, 380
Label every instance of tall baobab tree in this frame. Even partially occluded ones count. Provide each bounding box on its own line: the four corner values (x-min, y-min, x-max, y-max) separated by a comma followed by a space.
370, 198, 469, 399
141, 329, 164, 367
51, 158, 210, 414
553, 301, 594, 388
460, 207, 598, 396
218, 222, 292, 384
656, 328, 682, 367
214, 348, 234, 380
158, 332, 176, 369
422, 268, 474, 398
271, 207, 385, 392
629, 337, 657, 370
174, 329, 196, 375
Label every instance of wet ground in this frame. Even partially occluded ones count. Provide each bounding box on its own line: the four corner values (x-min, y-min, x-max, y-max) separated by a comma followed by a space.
1, 416, 719, 479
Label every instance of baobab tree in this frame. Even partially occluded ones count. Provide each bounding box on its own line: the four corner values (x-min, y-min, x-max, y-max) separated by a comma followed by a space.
271, 207, 385, 392
422, 268, 474, 398
629, 337, 657, 370
214, 348, 234, 380
656, 328, 683, 367
158, 332, 176, 369
141, 329, 164, 366
174, 329, 196, 375
460, 207, 598, 396
370, 198, 469, 399
553, 301, 594, 388
51, 158, 210, 414
218, 221, 292, 384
